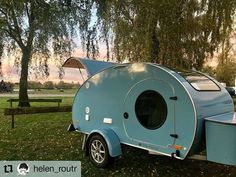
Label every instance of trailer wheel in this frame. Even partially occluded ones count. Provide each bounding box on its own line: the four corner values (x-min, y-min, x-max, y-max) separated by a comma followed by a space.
88, 134, 112, 167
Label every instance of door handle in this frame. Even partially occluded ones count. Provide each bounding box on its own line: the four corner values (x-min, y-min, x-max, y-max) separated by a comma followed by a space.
170, 134, 178, 138
169, 96, 177, 100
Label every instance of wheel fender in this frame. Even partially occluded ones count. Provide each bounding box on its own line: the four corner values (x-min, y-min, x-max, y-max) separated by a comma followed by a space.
87, 129, 122, 157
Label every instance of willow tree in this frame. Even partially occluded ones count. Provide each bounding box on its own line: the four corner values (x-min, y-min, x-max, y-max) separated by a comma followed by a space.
87, 0, 236, 69
0, 0, 92, 106
215, 21, 236, 85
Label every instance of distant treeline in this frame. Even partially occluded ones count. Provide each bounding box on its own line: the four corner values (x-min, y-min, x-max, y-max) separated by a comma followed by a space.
25, 81, 80, 90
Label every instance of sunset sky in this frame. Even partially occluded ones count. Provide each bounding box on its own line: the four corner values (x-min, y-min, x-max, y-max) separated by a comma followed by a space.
0, 45, 109, 84
0, 39, 228, 85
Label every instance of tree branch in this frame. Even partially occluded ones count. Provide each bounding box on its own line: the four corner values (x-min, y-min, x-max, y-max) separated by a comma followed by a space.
0, 7, 25, 49
0, 8, 7, 16
9, 1, 25, 49
26, 2, 35, 49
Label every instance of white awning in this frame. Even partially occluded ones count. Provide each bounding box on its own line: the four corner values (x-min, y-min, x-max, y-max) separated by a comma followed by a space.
63, 57, 116, 77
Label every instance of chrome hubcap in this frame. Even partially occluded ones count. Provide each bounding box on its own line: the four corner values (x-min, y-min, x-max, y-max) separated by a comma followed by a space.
91, 140, 105, 163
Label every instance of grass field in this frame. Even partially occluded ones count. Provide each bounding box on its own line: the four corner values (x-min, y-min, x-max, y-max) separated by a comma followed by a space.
0, 96, 236, 177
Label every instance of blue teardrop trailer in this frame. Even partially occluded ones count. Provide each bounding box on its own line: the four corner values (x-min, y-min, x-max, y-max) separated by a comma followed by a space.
64, 57, 236, 167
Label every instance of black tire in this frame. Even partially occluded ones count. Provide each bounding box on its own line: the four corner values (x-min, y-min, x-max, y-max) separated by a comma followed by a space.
88, 134, 113, 167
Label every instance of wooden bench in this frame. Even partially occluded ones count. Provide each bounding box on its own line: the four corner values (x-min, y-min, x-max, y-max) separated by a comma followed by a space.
7, 98, 62, 107
4, 106, 72, 128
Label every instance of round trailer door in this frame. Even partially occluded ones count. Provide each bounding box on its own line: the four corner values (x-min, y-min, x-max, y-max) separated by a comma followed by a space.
123, 78, 176, 153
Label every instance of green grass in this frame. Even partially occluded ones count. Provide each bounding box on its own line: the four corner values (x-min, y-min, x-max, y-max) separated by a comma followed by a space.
0, 96, 236, 177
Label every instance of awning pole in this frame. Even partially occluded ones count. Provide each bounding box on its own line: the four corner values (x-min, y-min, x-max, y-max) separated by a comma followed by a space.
79, 67, 85, 82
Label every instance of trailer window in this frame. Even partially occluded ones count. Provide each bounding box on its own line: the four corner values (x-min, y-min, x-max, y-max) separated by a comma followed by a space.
135, 90, 167, 130
179, 71, 220, 91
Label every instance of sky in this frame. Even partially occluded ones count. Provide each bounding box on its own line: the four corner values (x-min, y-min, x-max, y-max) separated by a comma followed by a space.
1, 46, 219, 85
1, 47, 220, 85
0, 44, 109, 84
1, 47, 84, 84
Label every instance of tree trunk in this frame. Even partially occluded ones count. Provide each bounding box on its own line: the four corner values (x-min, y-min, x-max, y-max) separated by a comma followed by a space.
18, 48, 31, 107
150, 27, 159, 63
